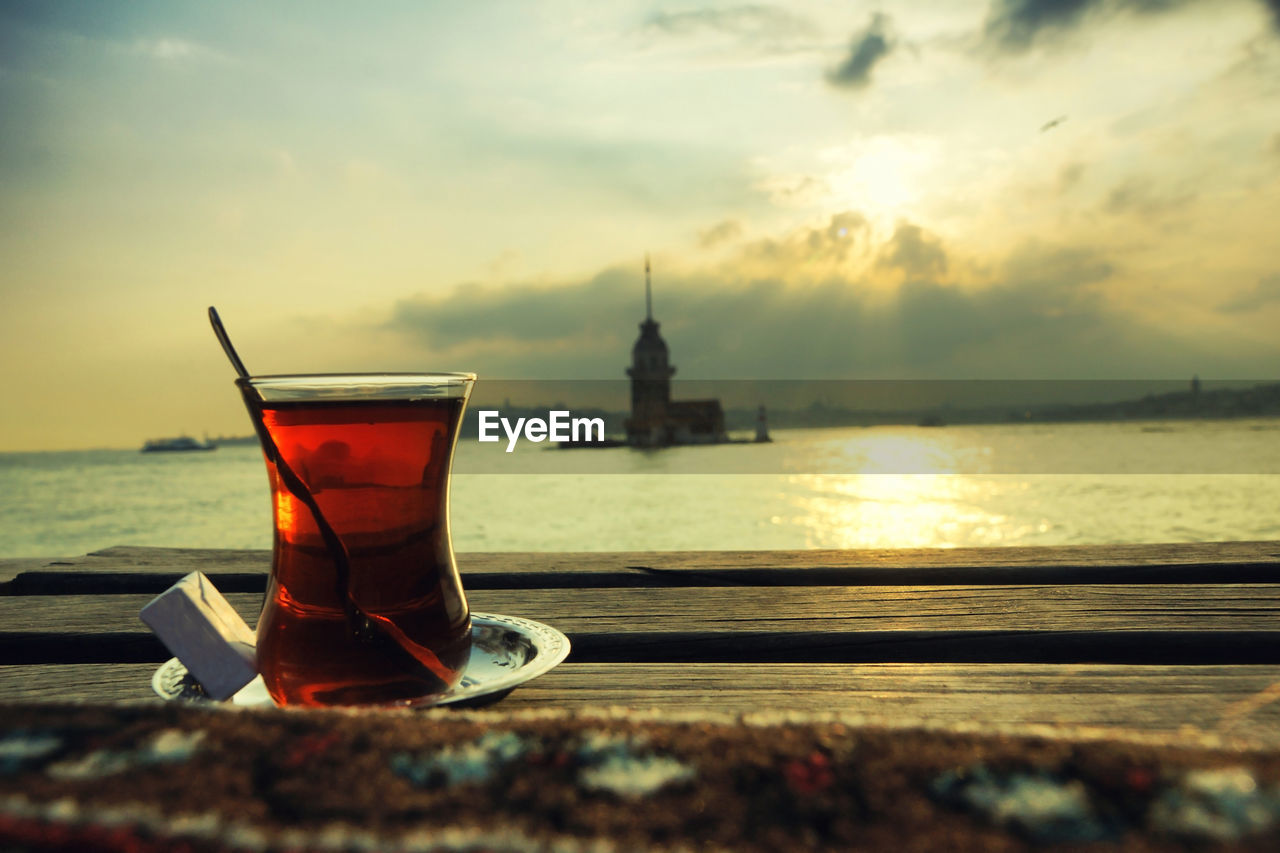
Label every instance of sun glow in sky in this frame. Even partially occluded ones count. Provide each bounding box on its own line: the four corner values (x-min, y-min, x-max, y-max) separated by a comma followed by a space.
2, 0, 1279, 450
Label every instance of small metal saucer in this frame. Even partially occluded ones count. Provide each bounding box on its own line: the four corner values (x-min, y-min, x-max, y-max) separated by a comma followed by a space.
152, 612, 570, 708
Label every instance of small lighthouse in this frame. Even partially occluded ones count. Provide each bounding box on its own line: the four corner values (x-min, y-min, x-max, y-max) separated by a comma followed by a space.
624, 255, 675, 447
623, 256, 726, 447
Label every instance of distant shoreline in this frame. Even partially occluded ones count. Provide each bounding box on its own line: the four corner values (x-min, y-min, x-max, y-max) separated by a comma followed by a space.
457, 380, 1280, 437
3, 382, 1278, 454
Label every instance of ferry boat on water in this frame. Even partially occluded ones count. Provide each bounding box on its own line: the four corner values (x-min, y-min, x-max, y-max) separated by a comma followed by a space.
141, 436, 216, 453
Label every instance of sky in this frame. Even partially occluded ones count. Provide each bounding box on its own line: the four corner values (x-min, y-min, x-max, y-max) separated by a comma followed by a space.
1, 0, 1279, 450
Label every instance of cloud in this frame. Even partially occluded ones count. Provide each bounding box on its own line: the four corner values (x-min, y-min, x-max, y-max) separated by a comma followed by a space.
1218, 273, 1280, 312
982, 0, 1102, 53
877, 222, 948, 280
389, 271, 632, 352
756, 173, 828, 207
133, 37, 201, 60
1101, 176, 1197, 219
699, 220, 744, 248
738, 211, 869, 272
382, 213, 1251, 380
1058, 161, 1086, 193
1265, 0, 1280, 29
827, 12, 895, 90
981, 0, 1205, 54
643, 4, 817, 54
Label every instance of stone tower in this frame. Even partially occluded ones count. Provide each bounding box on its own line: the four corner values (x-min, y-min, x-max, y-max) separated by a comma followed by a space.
625, 255, 676, 446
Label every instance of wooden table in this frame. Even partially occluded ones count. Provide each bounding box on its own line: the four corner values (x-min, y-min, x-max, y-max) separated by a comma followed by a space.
4, 541, 1280, 744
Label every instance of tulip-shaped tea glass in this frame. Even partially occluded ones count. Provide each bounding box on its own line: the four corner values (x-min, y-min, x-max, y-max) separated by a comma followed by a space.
237, 373, 475, 707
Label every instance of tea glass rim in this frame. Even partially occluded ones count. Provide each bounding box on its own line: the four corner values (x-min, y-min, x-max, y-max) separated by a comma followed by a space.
236, 373, 476, 402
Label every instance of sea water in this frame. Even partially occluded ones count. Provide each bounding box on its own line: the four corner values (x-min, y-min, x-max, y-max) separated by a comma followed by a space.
2, 420, 1279, 558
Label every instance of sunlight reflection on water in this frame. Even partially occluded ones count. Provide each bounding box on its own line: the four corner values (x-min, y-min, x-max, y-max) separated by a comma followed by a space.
784, 474, 1018, 549
796, 429, 999, 475
780, 430, 1003, 548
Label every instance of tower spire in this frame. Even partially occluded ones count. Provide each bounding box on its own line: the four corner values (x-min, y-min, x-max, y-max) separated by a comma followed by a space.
644, 253, 652, 321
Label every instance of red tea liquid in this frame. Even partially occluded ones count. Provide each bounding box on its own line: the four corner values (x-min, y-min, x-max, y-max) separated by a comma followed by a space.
246, 397, 471, 707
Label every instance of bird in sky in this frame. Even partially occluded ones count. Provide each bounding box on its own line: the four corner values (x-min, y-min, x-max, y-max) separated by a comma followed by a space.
1040, 115, 1068, 133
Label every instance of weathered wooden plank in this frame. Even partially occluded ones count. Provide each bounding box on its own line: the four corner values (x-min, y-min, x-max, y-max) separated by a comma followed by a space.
0, 555, 79, 586
6, 585, 1280, 664
5, 542, 1280, 594
9, 629, 1280, 665
4, 663, 1280, 744
7, 585, 1280, 633
0, 663, 157, 702
503, 663, 1280, 744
